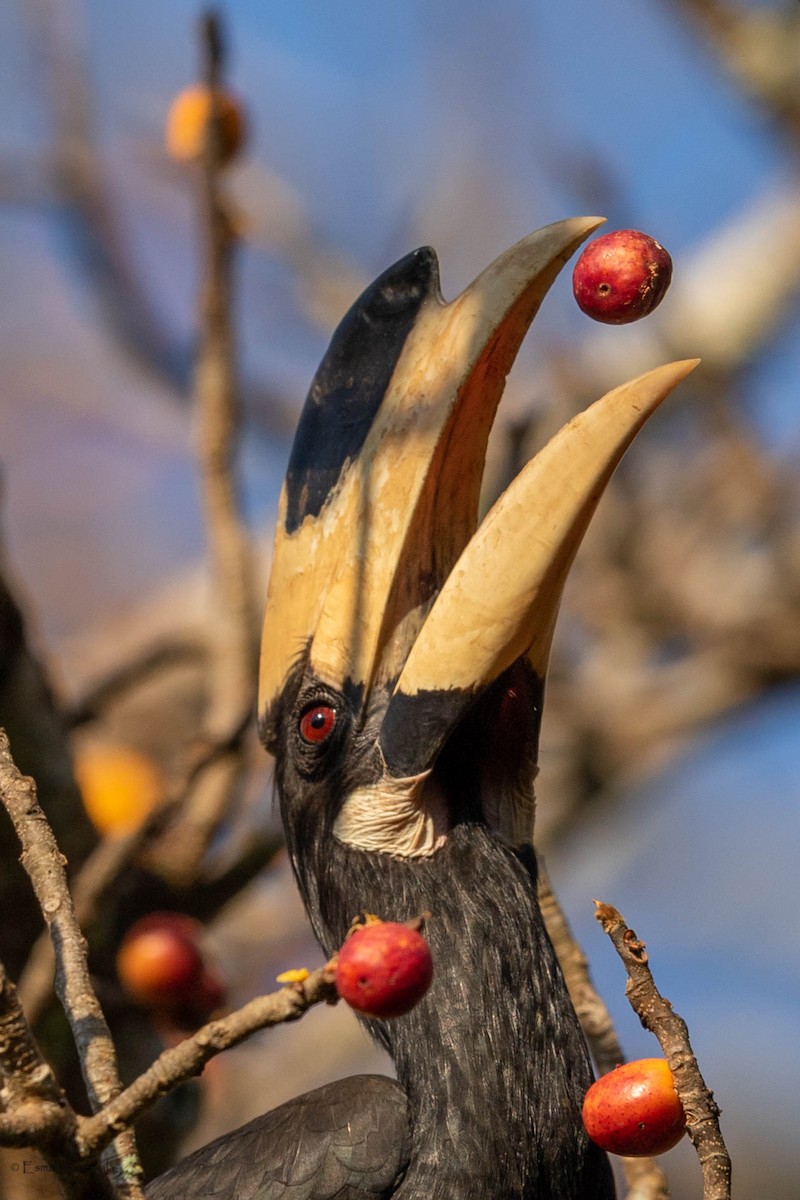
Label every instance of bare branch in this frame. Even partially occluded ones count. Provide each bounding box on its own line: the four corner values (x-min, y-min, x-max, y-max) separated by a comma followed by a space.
0, 729, 143, 1197
670, 0, 800, 143
538, 863, 669, 1200
149, 12, 258, 886
596, 902, 731, 1200
0, 961, 68, 1123
66, 640, 207, 730
78, 961, 338, 1159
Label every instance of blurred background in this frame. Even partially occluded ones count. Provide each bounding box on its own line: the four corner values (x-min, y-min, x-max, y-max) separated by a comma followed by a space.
1, 1, 799, 1197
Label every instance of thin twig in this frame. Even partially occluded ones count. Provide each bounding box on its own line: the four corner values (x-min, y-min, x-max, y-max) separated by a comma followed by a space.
596, 902, 731, 1200
538, 862, 669, 1200
66, 640, 206, 729
78, 961, 338, 1159
0, 729, 144, 1198
194, 7, 257, 738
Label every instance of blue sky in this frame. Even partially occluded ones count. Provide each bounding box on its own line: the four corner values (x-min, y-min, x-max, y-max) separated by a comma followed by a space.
73, 0, 800, 436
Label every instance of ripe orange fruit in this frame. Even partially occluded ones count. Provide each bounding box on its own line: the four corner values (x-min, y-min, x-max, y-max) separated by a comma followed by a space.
74, 743, 163, 836
335, 921, 433, 1019
582, 1058, 687, 1157
165, 84, 246, 165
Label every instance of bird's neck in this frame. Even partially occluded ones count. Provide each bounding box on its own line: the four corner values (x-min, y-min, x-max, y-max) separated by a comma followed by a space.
296, 824, 612, 1200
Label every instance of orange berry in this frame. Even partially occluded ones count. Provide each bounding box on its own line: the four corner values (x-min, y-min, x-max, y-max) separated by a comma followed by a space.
165, 84, 246, 165
74, 744, 162, 836
582, 1058, 686, 1157
117, 913, 205, 1009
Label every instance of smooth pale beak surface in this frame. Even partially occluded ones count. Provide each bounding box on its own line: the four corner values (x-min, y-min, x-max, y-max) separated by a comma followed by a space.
259, 218, 604, 736
380, 359, 700, 779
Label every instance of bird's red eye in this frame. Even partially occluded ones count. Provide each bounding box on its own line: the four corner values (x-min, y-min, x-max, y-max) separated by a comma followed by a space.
299, 704, 337, 744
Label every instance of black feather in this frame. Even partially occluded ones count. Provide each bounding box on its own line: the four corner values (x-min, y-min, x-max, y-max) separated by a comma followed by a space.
145, 1076, 410, 1200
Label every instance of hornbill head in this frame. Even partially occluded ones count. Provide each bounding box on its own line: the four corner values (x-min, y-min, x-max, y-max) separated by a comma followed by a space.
258, 218, 697, 938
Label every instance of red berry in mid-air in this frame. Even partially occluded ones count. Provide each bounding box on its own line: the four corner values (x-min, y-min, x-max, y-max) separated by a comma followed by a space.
572, 230, 672, 324
582, 1058, 687, 1157
335, 920, 433, 1018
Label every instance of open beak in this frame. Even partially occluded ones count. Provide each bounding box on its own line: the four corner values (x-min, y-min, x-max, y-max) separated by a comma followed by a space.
379, 358, 698, 779
259, 221, 697, 839
260, 218, 605, 738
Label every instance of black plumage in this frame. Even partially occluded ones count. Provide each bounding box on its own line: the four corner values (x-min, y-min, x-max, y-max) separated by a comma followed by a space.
146, 1076, 410, 1199
270, 657, 614, 1200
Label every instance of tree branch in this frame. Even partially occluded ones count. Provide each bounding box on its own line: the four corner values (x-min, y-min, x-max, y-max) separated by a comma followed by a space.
147, 10, 258, 887
78, 962, 338, 1159
0, 729, 144, 1198
596, 902, 731, 1200
0, 961, 69, 1126
538, 863, 669, 1200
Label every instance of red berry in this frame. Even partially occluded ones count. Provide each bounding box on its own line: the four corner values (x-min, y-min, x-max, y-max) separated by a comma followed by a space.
572, 230, 672, 324
117, 912, 206, 1009
582, 1058, 687, 1157
335, 921, 433, 1018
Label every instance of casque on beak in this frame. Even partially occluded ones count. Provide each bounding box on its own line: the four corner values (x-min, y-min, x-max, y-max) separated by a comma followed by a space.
259, 219, 697, 849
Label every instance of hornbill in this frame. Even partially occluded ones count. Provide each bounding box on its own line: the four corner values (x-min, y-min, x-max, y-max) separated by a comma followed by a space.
147, 219, 697, 1199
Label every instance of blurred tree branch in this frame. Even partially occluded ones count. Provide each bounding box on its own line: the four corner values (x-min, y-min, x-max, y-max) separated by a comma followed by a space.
0, 533, 97, 979
145, 12, 259, 888
670, 0, 800, 143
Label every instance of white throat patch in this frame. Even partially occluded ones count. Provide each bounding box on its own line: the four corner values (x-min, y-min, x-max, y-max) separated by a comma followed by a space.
333, 770, 450, 858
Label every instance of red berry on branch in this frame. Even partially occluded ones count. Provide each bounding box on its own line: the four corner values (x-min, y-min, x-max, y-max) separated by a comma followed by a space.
335, 920, 433, 1018
572, 230, 672, 324
582, 1058, 687, 1157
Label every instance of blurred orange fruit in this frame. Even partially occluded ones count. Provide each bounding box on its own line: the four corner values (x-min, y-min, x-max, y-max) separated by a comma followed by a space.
117, 913, 205, 1008
74, 744, 163, 836
165, 84, 246, 165
116, 913, 226, 1023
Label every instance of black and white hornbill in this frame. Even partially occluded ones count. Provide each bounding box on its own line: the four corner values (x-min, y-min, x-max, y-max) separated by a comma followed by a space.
147, 219, 697, 1199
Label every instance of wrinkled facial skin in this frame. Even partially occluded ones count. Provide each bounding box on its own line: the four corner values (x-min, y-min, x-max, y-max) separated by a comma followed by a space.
268, 648, 545, 918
